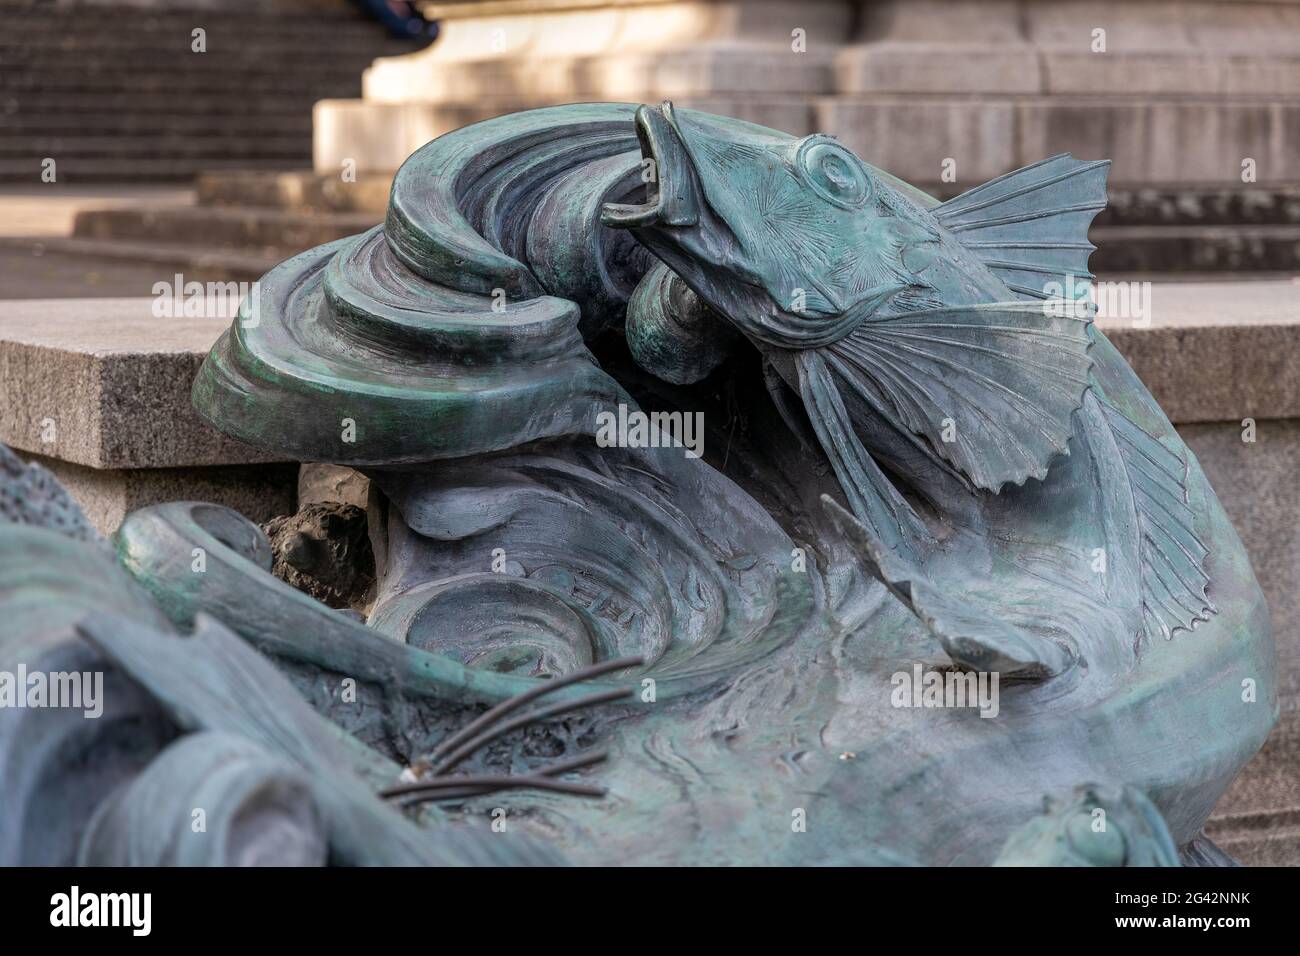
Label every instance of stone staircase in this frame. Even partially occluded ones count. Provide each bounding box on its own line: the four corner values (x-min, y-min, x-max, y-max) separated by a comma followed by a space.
22, 171, 1300, 285
1093, 187, 1300, 276
12, 170, 388, 282
0, 0, 428, 183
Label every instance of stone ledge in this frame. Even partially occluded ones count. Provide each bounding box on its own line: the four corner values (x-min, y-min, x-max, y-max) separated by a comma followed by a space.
1096, 280, 1300, 423
0, 297, 284, 469
816, 96, 1300, 188
835, 45, 1300, 97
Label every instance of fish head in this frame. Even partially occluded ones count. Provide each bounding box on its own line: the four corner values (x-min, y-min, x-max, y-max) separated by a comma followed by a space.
602, 102, 934, 349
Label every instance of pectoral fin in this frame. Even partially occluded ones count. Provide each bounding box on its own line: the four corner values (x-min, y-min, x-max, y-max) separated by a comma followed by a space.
827, 300, 1094, 493
795, 350, 933, 567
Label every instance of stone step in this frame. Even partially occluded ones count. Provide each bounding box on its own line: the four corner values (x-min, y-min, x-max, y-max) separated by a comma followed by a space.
0, 134, 311, 160
71, 204, 375, 254
0, 157, 308, 185
1100, 186, 1300, 227
819, 94, 1300, 189
0, 0, 428, 182
1205, 806, 1300, 866
1090, 225, 1300, 274
0, 236, 280, 283
195, 169, 394, 214
929, 183, 1300, 228
0, 32, 416, 55
137, 174, 1300, 277
3, 71, 368, 95
3, 92, 336, 117
0, 113, 314, 135
0, 38, 388, 65
0, 6, 387, 33
0, 59, 382, 87
319, 94, 1300, 185
192, 170, 1300, 229
1208, 706, 1300, 865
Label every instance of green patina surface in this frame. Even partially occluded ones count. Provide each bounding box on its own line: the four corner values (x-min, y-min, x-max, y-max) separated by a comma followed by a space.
0, 103, 1277, 866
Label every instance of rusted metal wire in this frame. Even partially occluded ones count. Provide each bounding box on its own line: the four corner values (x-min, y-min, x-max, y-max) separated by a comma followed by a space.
432, 686, 632, 776
429, 655, 644, 761
382, 751, 611, 804
389, 776, 606, 806
388, 655, 643, 804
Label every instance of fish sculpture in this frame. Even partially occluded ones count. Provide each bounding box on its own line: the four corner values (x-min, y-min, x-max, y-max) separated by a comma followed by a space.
602, 101, 1210, 679
0, 103, 1277, 866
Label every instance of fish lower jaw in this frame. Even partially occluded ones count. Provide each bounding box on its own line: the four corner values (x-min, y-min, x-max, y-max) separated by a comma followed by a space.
600, 199, 660, 228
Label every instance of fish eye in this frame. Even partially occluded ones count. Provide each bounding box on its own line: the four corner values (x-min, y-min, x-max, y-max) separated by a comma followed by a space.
794, 137, 872, 208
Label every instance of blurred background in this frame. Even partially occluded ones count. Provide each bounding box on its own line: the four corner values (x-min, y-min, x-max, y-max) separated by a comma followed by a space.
1, 0, 1297, 863
6, 0, 1300, 293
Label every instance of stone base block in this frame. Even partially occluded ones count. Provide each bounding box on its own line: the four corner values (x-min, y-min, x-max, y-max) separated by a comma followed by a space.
1209, 709, 1300, 865
0, 295, 298, 534
836, 45, 1300, 98
324, 92, 1300, 185
1098, 280, 1300, 424
0, 297, 282, 470
195, 170, 394, 215
27, 452, 297, 536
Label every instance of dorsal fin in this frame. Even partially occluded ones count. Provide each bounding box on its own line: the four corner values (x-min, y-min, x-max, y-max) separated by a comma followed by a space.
935, 155, 1110, 300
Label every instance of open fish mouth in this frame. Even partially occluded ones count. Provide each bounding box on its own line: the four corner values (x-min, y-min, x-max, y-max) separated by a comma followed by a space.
601, 101, 700, 229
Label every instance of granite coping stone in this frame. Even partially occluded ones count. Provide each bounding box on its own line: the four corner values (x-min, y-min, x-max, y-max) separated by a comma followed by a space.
1096, 279, 1300, 423
0, 297, 284, 469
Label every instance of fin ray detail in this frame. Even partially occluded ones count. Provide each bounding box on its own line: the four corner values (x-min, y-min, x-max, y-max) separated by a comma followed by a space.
936, 155, 1110, 301
1099, 402, 1215, 643
826, 301, 1094, 492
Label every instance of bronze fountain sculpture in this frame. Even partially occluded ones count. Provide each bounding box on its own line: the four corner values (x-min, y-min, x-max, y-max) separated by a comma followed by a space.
0, 103, 1276, 865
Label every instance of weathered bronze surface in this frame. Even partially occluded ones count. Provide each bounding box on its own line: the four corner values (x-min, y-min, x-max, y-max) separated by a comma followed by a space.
0, 103, 1276, 865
